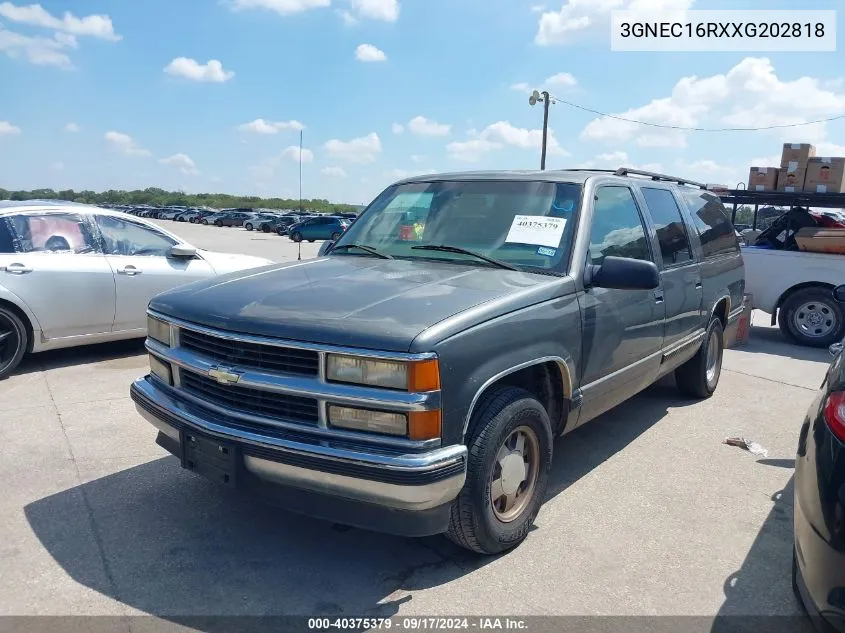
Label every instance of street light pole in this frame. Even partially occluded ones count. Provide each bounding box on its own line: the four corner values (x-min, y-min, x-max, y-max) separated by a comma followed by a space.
529, 90, 553, 171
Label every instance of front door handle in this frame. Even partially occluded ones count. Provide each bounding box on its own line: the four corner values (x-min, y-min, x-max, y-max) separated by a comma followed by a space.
3, 263, 33, 274
117, 265, 142, 276
695, 281, 703, 290
654, 290, 664, 304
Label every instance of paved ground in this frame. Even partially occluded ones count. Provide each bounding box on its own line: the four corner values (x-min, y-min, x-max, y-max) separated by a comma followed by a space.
0, 221, 832, 624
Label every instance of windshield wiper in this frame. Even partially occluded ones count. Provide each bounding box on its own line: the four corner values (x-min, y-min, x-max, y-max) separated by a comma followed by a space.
331, 243, 393, 259
411, 244, 519, 271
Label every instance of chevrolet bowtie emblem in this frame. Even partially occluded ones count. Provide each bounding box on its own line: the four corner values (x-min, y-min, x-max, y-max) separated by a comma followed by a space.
208, 366, 241, 385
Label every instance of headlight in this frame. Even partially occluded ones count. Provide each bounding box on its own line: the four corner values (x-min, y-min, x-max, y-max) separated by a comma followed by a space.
328, 405, 407, 436
149, 354, 173, 385
147, 315, 172, 346
326, 355, 440, 392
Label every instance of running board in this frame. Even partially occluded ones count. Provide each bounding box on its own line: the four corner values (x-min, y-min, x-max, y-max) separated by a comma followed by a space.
661, 331, 705, 364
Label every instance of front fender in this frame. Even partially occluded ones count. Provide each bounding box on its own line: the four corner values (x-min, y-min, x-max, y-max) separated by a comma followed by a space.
432, 294, 582, 445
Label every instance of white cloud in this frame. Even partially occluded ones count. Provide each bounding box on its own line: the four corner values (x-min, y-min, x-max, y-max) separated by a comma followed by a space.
324, 132, 382, 164
164, 57, 234, 83
447, 121, 568, 163
64, 122, 79, 132
321, 166, 348, 178
50, 161, 64, 171
545, 72, 577, 87
536, 0, 695, 46
0, 26, 76, 68
159, 153, 200, 176
410, 154, 426, 163
337, 9, 358, 25
407, 115, 451, 137
580, 57, 845, 149
348, 0, 399, 22
355, 43, 386, 62
105, 131, 151, 157
229, 0, 330, 16
391, 123, 404, 134
531, 4, 546, 12
510, 82, 530, 92
281, 145, 314, 163
237, 118, 304, 134
0, 2, 121, 40
0, 120, 21, 135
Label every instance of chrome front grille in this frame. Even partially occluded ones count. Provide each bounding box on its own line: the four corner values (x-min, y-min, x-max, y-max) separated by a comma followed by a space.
180, 328, 319, 377
181, 370, 319, 425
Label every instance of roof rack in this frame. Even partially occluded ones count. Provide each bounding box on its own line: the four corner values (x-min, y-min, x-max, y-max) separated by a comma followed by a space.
557, 169, 619, 173
613, 167, 708, 190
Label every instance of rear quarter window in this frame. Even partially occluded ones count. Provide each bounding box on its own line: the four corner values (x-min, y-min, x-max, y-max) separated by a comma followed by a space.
681, 191, 739, 259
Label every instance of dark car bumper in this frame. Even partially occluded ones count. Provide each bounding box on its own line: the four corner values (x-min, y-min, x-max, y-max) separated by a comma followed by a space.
795, 408, 845, 633
130, 377, 467, 537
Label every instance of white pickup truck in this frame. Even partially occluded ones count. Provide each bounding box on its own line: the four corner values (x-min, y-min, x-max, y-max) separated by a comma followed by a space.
742, 245, 845, 347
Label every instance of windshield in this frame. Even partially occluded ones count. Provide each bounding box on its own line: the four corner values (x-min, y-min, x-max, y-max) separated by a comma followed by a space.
333, 180, 581, 273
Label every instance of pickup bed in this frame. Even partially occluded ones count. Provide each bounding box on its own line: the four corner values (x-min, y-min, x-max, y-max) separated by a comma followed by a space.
742, 245, 845, 347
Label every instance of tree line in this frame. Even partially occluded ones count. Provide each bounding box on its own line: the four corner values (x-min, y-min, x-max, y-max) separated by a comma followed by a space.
0, 187, 362, 214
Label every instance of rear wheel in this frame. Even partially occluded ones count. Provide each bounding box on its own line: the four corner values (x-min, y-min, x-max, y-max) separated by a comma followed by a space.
262, 225, 271, 233
676, 317, 724, 399
0, 306, 28, 380
245, 223, 253, 231
291, 232, 302, 243
446, 386, 552, 555
214, 220, 222, 227
779, 286, 845, 348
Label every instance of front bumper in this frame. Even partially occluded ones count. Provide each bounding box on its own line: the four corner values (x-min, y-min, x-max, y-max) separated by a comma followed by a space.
131, 377, 467, 536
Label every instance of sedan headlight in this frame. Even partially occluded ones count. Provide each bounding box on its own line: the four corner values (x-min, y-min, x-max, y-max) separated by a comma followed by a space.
326, 355, 440, 392
147, 315, 172, 346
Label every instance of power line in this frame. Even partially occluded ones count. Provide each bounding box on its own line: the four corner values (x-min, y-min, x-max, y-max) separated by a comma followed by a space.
548, 94, 845, 132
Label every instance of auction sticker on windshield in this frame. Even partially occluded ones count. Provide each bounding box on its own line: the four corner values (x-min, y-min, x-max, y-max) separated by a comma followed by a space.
505, 215, 566, 248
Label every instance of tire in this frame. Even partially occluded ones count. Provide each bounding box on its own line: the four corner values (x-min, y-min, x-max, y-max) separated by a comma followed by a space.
675, 317, 724, 399
202, 219, 209, 225
778, 286, 845, 348
291, 232, 302, 243
262, 225, 271, 233
308, 239, 315, 243
446, 386, 553, 555
214, 220, 222, 227
331, 232, 342, 241
245, 223, 253, 231
0, 306, 28, 380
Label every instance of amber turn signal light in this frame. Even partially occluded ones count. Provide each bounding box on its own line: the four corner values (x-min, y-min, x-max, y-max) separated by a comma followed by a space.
408, 359, 440, 392
408, 409, 442, 441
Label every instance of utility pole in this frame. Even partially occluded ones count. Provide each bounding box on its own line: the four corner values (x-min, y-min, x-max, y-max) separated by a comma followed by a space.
529, 90, 553, 170
299, 129, 303, 215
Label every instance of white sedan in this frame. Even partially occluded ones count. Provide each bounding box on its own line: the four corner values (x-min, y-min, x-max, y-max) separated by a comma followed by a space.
0, 200, 273, 378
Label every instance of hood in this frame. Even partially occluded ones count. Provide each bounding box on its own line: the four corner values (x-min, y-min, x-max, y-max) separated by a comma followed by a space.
198, 249, 274, 275
150, 256, 559, 352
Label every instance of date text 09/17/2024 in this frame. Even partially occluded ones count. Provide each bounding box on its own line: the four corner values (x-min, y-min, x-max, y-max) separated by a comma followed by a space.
307, 617, 528, 630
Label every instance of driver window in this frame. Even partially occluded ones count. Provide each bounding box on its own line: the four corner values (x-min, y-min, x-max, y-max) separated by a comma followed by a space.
95, 215, 176, 257
9, 213, 96, 254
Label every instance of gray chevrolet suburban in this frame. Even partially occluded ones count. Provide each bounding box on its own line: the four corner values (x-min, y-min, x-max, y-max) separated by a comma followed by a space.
131, 168, 745, 555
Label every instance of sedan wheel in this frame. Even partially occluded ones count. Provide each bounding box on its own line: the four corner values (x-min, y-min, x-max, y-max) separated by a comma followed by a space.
291, 232, 302, 243
245, 223, 253, 231
0, 306, 28, 380
215, 220, 222, 227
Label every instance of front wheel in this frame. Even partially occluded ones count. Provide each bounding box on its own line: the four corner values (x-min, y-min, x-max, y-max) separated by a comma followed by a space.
778, 286, 845, 348
245, 223, 253, 231
0, 306, 28, 380
676, 317, 724, 399
291, 232, 302, 243
446, 386, 552, 555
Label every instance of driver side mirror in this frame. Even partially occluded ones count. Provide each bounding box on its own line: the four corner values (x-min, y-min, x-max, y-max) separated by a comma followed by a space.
586, 256, 660, 290
318, 240, 334, 257
834, 285, 845, 302
168, 244, 197, 259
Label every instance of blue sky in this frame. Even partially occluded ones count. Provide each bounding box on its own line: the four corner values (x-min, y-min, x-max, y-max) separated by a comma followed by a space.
1, 0, 843, 204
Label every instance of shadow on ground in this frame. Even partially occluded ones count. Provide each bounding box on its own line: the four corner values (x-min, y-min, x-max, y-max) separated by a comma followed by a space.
23, 380, 694, 628
740, 325, 832, 365
14, 339, 147, 375
710, 476, 815, 633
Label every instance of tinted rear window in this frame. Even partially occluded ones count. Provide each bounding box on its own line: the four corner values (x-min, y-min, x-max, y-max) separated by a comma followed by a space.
681, 191, 739, 259
0, 219, 15, 253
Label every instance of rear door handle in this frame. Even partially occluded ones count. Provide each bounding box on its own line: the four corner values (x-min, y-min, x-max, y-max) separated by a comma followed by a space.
117, 265, 142, 276
695, 281, 703, 289
2, 263, 33, 274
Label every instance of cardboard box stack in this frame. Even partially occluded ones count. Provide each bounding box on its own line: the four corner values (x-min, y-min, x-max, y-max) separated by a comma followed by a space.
747, 166, 778, 191
804, 157, 845, 193
778, 143, 815, 192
